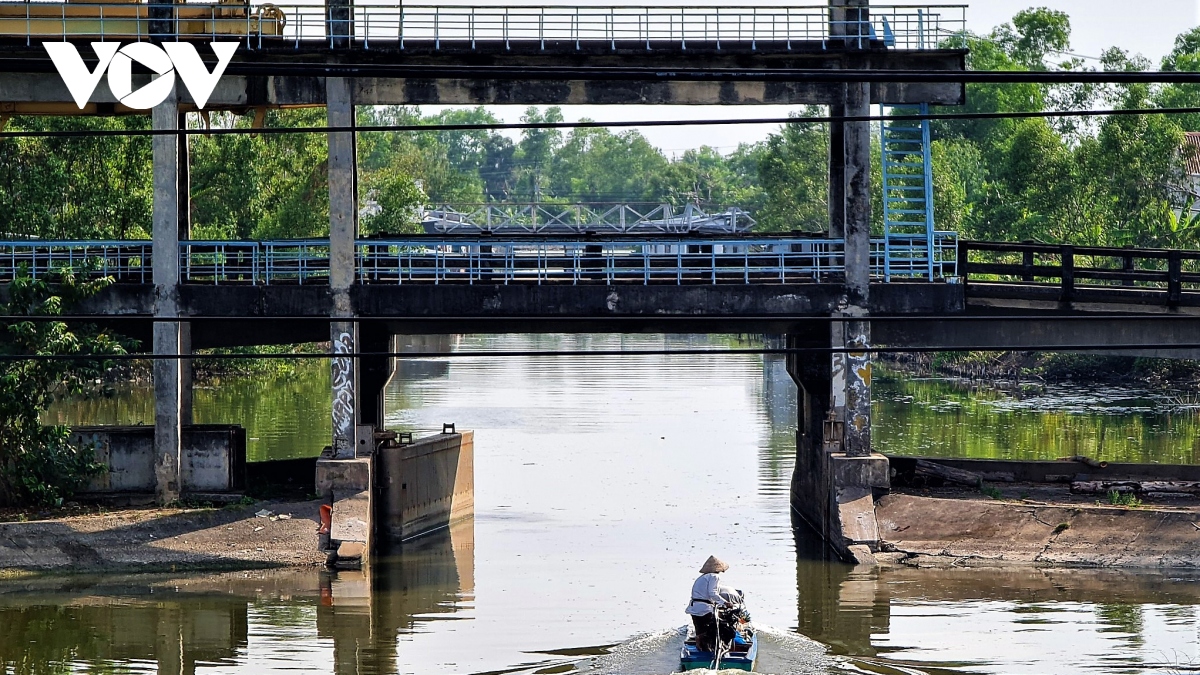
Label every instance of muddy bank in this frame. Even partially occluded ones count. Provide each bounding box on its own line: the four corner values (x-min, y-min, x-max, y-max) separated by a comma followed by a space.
0, 499, 326, 574
875, 486, 1200, 568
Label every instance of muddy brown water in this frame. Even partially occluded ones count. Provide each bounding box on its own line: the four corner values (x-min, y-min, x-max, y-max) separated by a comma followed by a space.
15, 334, 1200, 674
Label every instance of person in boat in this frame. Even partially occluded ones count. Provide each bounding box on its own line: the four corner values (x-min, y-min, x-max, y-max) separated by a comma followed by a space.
685, 555, 743, 651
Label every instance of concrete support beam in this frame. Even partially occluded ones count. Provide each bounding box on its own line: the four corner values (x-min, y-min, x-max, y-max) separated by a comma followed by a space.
327, 76, 357, 309
841, 316, 872, 457
357, 324, 392, 430
828, 88, 846, 239
316, 457, 373, 565
843, 81, 872, 308
327, 75, 358, 460
152, 92, 182, 505
840, 13, 874, 459
177, 112, 191, 241
331, 322, 357, 459
788, 321, 886, 562
179, 321, 193, 426
828, 0, 870, 46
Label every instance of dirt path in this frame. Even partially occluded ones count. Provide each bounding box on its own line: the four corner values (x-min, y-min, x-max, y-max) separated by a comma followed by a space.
0, 499, 327, 573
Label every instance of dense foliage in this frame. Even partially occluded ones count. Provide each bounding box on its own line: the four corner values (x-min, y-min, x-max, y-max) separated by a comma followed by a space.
0, 269, 127, 506
4, 9, 1200, 246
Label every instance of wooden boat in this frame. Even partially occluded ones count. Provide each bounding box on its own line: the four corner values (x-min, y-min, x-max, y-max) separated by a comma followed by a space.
680, 622, 758, 671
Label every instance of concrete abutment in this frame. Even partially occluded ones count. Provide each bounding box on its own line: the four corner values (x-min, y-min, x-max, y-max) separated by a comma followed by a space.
787, 325, 889, 563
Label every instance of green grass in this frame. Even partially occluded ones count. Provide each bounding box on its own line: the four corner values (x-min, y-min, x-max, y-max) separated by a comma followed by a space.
1107, 490, 1143, 508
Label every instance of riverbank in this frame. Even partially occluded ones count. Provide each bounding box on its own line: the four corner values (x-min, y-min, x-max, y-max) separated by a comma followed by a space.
882, 351, 1200, 390
875, 484, 1200, 568
0, 498, 326, 574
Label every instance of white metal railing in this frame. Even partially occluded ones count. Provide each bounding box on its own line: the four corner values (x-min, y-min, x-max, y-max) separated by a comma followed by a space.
0, 233, 959, 285
421, 203, 755, 234
0, 3, 966, 50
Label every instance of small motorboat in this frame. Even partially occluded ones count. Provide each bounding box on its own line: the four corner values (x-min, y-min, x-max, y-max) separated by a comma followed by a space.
680, 599, 758, 671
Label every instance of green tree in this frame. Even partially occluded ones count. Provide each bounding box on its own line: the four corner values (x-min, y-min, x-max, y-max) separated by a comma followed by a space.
0, 268, 128, 506
549, 126, 670, 202
0, 117, 152, 240
753, 112, 829, 232
513, 106, 564, 201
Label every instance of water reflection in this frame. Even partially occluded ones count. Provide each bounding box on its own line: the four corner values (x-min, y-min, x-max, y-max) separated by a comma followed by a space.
876, 374, 1200, 464
793, 521, 1200, 675
0, 518, 474, 675
15, 336, 1200, 674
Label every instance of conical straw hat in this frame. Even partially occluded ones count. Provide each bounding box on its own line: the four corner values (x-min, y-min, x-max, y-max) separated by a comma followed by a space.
700, 555, 729, 573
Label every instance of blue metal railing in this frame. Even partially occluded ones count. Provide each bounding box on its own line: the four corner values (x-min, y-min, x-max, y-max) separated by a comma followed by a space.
0, 234, 958, 286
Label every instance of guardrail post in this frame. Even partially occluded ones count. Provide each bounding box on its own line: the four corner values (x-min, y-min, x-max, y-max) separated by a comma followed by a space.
1122, 247, 1135, 287
1060, 244, 1074, 303
956, 241, 969, 288
1169, 249, 1182, 305
1021, 247, 1034, 281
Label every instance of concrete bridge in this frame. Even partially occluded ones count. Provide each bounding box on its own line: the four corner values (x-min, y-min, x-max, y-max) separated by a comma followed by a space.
5, 0, 1195, 563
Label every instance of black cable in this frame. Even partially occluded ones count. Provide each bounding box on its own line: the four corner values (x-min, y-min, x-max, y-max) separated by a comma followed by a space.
6, 105, 1200, 140
3, 313, 1200, 323
10, 344, 1200, 361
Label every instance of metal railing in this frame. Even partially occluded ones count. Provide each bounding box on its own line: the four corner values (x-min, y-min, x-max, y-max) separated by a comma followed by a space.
357, 237, 847, 285
0, 240, 152, 283
0, 0, 285, 45
421, 203, 755, 234
0, 233, 959, 286
959, 240, 1200, 305
0, 3, 966, 51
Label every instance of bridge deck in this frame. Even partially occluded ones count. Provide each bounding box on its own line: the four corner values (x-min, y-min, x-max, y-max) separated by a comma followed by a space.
0, 235, 959, 286
0, 3, 964, 51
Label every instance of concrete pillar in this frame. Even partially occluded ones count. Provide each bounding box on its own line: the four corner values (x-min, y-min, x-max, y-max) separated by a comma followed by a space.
828, 0, 870, 47
331, 322, 356, 459
844, 80, 871, 309
357, 324, 392, 430
828, 91, 846, 239
326, 0, 352, 48
841, 316, 871, 457
842, 36, 873, 458
176, 114, 193, 428
152, 91, 183, 505
787, 325, 886, 563
328, 75, 358, 460
179, 321, 193, 426
178, 112, 191, 241
320, 75, 372, 567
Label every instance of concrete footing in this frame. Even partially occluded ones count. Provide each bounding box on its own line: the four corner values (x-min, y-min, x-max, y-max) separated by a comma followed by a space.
317, 456, 373, 568
787, 323, 889, 563
316, 430, 475, 568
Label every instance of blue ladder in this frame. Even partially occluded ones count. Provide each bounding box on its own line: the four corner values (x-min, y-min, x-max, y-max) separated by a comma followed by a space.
880, 103, 935, 280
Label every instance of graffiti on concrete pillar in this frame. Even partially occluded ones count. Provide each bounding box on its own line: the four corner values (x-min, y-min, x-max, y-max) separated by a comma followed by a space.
331, 331, 355, 458
843, 322, 872, 457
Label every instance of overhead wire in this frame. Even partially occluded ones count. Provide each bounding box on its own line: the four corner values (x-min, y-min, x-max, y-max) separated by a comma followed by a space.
4, 313, 1200, 323
7, 104, 1200, 140
10, 343, 1200, 362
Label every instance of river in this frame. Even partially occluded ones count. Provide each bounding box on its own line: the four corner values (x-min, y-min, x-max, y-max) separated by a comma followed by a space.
8, 334, 1200, 674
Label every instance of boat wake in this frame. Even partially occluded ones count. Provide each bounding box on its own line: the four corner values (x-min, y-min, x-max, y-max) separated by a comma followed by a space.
574, 624, 831, 675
